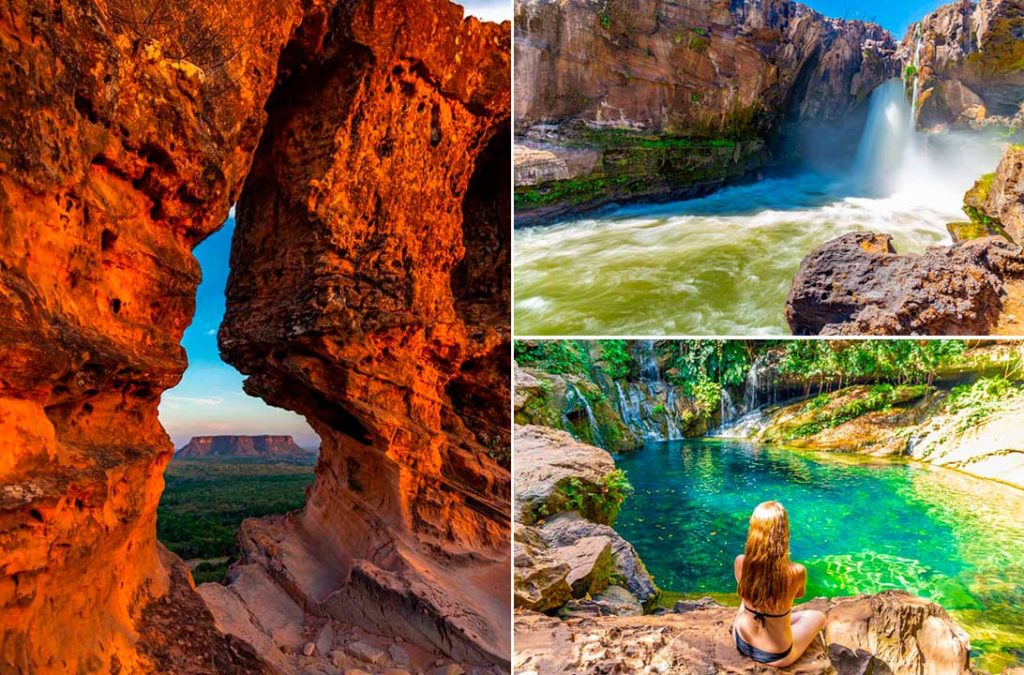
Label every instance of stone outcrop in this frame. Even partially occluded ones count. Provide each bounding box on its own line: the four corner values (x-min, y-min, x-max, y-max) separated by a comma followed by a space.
512, 425, 658, 617
212, 0, 512, 670
0, 0, 306, 670
900, 0, 1024, 129
515, 591, 973, 674
963, 144, 1024, 244
176, 435, 312, 458
514, 424, 617, 525
514, 0, 897, 223
0, 0, 510, 672
785, 232, 1024, 335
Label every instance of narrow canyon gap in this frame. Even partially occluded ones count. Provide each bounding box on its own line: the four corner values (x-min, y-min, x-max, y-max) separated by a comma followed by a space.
0, 0, 510, 672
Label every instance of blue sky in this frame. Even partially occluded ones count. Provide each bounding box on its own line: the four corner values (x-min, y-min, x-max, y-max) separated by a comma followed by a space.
801, 0, 943, 34
159, 2, 510, 450
159, 217, 320, 449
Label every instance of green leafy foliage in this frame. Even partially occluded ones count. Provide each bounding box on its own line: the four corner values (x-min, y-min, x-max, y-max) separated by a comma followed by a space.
599, 340, 633, 379
543, 470, 635, 526
157, 458, 316, 566
946, 377, 1018, 432
904, 64, 919, 79
778, 341, 966, 387
598, 10, 611, 29
514, 340, 591, 375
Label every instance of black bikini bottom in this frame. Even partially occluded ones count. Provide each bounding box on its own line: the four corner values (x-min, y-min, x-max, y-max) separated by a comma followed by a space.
733, 626, 793, 664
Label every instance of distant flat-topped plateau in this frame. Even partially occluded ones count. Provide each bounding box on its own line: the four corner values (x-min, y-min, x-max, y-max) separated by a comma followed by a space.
176, 435, 314, 459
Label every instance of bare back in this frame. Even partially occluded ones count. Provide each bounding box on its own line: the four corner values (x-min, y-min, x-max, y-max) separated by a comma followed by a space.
733, 554, 807, 653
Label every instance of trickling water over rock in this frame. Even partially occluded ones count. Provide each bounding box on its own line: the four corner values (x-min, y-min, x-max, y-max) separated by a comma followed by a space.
513, 0, 897, 224
899, 0, 1024, 130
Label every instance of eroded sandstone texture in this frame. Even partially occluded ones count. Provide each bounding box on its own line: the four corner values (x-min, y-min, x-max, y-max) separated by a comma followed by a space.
215, 0, 512, 669
514, 0, 897, 223
0, 0, 306, 671
900, 0, 1024, 129
515, 592, 972, 674
0, 0, 510, 672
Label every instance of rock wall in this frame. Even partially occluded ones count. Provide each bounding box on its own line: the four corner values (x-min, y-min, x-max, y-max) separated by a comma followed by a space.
513, 0, 897, 223
900, 0, 1024, 129
214, 0, 512, 669
0, 0, 306, 670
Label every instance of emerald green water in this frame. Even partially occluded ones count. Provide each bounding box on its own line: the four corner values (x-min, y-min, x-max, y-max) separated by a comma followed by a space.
613, 439, 1024, 672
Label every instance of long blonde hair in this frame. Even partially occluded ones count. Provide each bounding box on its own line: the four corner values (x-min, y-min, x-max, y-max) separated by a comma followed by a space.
737, 501, 792, 612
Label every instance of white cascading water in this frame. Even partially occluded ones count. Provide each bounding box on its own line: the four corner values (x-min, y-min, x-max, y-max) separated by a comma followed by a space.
514, 76, 1007, 335
611, 341, 684, 440
565, 382, 605, 446
910, 26, 922, 126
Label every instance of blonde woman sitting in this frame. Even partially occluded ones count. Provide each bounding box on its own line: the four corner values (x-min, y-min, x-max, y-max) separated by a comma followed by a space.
733, 501, 827, 667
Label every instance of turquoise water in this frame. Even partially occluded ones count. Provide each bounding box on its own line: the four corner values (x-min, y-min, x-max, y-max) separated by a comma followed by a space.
613, 439, 1024, 672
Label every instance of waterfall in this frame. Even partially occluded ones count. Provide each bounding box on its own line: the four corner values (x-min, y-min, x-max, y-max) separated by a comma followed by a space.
712, 408, 769, 439
565, 382, 604, 447
719, 387, 739, 426
608, 341, 687, 441
910, 27, 922, 126
852, 79, 916, 196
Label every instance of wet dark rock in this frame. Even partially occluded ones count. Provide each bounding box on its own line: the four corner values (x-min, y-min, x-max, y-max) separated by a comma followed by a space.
786, 232, 1024, 335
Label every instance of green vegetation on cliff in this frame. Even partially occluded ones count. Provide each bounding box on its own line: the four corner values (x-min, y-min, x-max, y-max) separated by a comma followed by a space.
778, 384, 930, 441
945, 376, 1019, 432
778, 340, 967, 388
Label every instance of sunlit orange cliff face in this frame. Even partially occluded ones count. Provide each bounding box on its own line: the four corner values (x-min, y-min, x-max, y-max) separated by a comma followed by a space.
0, 0, 510, 672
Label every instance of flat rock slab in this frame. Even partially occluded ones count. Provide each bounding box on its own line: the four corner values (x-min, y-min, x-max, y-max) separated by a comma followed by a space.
515, 592, 971, 674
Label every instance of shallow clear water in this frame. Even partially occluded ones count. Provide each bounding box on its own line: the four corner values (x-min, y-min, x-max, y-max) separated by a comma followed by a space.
613, 439, 1024, 672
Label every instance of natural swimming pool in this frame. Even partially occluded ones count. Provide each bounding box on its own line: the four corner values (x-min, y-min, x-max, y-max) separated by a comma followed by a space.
613, 439, 1024, 672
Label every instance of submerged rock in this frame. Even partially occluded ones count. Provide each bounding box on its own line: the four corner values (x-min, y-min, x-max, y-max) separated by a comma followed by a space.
786, 232, 1024, 335
515, 591, 972, 674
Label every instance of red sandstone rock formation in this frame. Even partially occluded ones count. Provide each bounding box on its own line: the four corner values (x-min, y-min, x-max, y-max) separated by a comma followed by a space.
0, 0, 306, 670
176, 435, 312, 458
211, 0, 512, 670
0, 0, 509, 672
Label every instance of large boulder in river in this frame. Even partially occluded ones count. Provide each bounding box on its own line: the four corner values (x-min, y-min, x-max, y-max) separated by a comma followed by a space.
515, 591, 972, 674
786, 232, 1024, 335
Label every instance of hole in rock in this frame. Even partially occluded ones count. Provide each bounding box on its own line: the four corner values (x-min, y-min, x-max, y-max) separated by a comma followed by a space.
156, 209, 320, 585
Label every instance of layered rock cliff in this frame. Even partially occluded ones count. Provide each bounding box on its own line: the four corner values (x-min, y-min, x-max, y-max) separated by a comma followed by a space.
212, 0, 512, 671
0, 0, 510, 672
900, 0, 1024, 129
176, 435, 311, 458
514, 0, 897, 224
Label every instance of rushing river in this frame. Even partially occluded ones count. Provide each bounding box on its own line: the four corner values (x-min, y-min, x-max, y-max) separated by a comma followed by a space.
613, 439, 1024, 672
513, 81, 1006, 335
